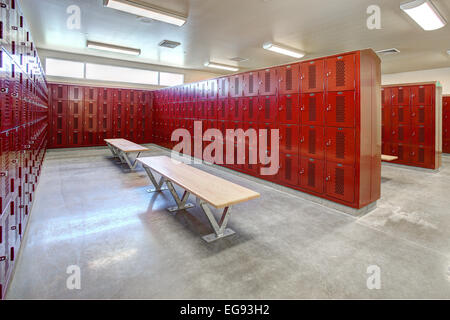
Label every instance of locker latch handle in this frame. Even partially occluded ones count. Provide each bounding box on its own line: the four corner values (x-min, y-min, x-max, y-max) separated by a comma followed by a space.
0, 171, 8, 177
300, 106, 305, 111
326, 139, 332, 146
0, 256, 6, 262
299, 169, 305, 175
325, 176, 331, 181
326, 105, 332, 111
300, 137, 305, 143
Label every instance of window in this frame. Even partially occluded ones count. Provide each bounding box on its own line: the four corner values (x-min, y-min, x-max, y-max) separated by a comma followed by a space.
86, 63, 158, 85
160, 72, 184, 86
46, 58, 85, 78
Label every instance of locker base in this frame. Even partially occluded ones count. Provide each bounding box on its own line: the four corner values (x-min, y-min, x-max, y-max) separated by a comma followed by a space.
382, 161, 440, 173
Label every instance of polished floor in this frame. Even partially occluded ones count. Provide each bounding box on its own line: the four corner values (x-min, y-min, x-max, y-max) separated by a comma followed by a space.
6, 146, 450, 299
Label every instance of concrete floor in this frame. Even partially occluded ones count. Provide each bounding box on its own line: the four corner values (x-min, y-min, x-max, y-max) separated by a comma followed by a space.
5, 146, 450, 299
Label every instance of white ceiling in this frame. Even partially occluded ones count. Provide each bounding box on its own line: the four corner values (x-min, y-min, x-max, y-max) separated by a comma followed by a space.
20, 0, 450, 74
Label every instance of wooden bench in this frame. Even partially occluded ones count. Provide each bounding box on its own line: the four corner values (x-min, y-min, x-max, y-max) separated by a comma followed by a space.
137, 156, 260, 242
381, 154, 398, 162
105, 139, 149, 169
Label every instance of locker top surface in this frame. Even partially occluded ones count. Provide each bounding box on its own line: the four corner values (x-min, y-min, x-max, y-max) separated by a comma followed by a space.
382, 81, 441, 88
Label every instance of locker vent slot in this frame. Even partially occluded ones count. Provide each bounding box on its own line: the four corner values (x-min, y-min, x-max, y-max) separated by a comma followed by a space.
221, 101, 226, 117
336, 132, 345, 159
419, 127, 425, 143
130, 105, 134, 114
57, 117, 62, 130
308, 162, 315, 187
118, 120, 121, 129
221, 80, 226, 96
308, 129, 316, 154
58, 87, 63, 98
89, 118, 93, 129
74, 103, 79, 114
308, 97, 316, 121
308, 65, 316, 89
398, 127, 404, 141
57, 102, 62, 114
234, 100, 238, 118
249, 100, 254, 118
235, 78, 239, 95
285, 158, 292, 181
249, 75, 254, 94
103, 90, 107, 100
399, 108, 404, 122
130, 91, 134, 102
130, 119, 133, 129
398, 146, 404, 160
419, 88, 425, 103
118, 91, 122, 101
265, 99, 270, 119
103, 104, 107, 115
419, 108, 425, 123
57, 133, 62, 145
286, 127, 292, 150
265, 72, 270, 93
381, 90, 385, 104
89, 132, 93, 144
74, 118, 78, 130
89, 103, 93, 114
336, 96, 345, 123
118, 105, 121, 114
103, 118, 107, 129
286, 99, 292, 120
398, 89, 404, 103
286, 69, 292, 91
74, 88, 79, 99
335, 168, 345, 195
336, 60, 345, 87
419, 148, 425, 163
73, 133, 78, 144
89, 89, 94, 100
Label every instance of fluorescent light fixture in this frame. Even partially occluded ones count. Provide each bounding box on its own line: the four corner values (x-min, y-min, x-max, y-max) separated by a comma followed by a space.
87, 41, 141, 56
400, 0, 447, 30
104, 0, 187, 27
263, 42, 306, 59
204, 62, 239, 72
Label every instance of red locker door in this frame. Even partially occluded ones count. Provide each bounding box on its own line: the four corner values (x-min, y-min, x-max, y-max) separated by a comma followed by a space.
84, 87, 98, 102
396, 125, 411, 145
84, 101, 98, 131
229, 74, 243, 98
325, 127, 355, 165
243, 96, 259, 122
243, 71, 259, 97
411, 85, 433, 106
68, 85, 84, 101
410, 146, 433, 167
389, 106, 399, 129
258, 122, 276, 151
411, 125, 433, 146
68, 101, 83, 146
112, 103, 126, 138
299, 157, 324, 194
51, 84, 68, 100
382, 106, 390, 128
278, 153, 299, 186
326, 54, 356, 92
397, 105, 411, 125
300, 59, 324, 93
197, 81, 208, 100
396, 144, 409, 164
258, 68, 277, 96
392, 87, 410, 106
207, 100, 217, 119
325, 162, 355, 203
217, 99, 227, 121
258, 95, 277, 123
300, 93, 324, 126
207, 79, 218, 100
300, 125, 324, 160
325, 91, 355, 128
381, 88, 391, 107
227, 97, 243, 121
411, 105, 433, 127
195, 100, 208, 119
279, 124, 299, 155
443, 140, 450, 154
279, 94, 299, 124
278, 64, 300, 95
218, 77, 229, 99
185, 102, 194, 119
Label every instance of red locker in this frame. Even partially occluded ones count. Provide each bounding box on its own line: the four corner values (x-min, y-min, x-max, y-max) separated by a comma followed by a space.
195, 100, 208, 119
381, 88, 391, 106
84, 101, 97, 131
300, 59, 324, 93
325, 127, 355, 165
218, 77, 229, 99
325, 162, 355, 203
279, 94, 299, 124
300, 125, 325, 160
197, 81, 208, 100
279, 124, 299, 155
300, 93, 324, 126
278, 153, 299, 186
68, 101, 83, 146
396, 125, 411, 144
258, 95, 277, 123
185, 102, 194, 119
326, 91, 355, 128
278, 64, 300, 95
382, 106, 390, 130
207, 79, 218, 100
243, 71, 259, 97
411, 125, 433, 146
409, 146, 433, 167
112, 102, 126, 138
411, 105, 433, 127
84, 87, 98, 102
258, 122, 276, 151
51, 84, 68, 100
397, 105, 411, 125
216, 100, 227, 121
242, 96, 258, 123
326, 54, 356, 92
68, 85, 84, 101
411, 85, 433, 106
229, 74, 243, 98
391, 87, 410, 106
226, 97, 243, 121
299, 157, 324, 194
258, 68, 277, 96
207, 100, 217, 119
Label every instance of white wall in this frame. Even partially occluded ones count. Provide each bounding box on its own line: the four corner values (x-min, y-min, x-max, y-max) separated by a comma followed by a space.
38, 48, 223, 90
382, 67, 450, 95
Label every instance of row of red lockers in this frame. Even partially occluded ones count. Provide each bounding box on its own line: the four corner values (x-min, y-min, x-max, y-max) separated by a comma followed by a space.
1, 0, 48, 102
152, 92, 357, 128
443, 96, 450, 154
0, 120, 48, 299
152, 119, 357, 166
153, 53, 358, 102
153, 133, 357, 205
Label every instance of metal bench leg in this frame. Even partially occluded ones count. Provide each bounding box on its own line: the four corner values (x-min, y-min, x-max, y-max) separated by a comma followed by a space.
200, 202, 235, 242
107, 143, 119, 157
144, 166, 168, 193
165, 180, 195, 212
121, 152, 141, 170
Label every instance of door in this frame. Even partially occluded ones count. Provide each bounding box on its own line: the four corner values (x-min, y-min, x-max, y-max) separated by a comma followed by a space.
300, 59, 324, 93
68, 85, 84, 101
226, 97, 243, 121
300, 125, 325, 159
195, 100, 208, 119
258, 95, 277, 123
258, 68, 277, 95
411, 105, 433, 127
279, 124, 299, 155
197, 81, 208, 100
243, 71, 259, 97
218, 77, 229, 99
279, 94, 300, 124
68, 101, 83, 146
409, 146, 433, 167
299, 157, 324, 194
51, 84, 68, 100
300, 93, 324, 126
381, 88, 391, 107
84, 87, 98, 102
411, 85, 433, 106
396, 125, 411, 144
207, 100, 217, 119
207, 79, 218, 100
229, 74, 243, 98
216, 99, 227, 121
325, 127, 356, 165
397, 105, 411, 126
243, 97, 259, 122
278, 153, 299, 186
326, 54, 356, 92
325, 162, 355, 203
411, 125, 433, 146
325, 91, 355, 128
278, 64, 300, 95
391, 87, 410, 106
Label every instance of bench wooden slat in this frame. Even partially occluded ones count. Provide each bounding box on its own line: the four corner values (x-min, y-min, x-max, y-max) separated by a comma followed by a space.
138, 156, 260, 208
381, 154, 398, 162
105, 139, 149, 153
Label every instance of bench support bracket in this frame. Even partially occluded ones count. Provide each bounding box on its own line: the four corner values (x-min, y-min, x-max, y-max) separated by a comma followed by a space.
165, 181, 195, 212
144, 167, 168, 193
107, 143, 142, 170
200, 202, 235, 242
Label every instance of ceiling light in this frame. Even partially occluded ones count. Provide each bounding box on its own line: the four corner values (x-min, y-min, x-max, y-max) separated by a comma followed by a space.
376, 48, 401, 55
87, 41, 141, 56
400, 0, 447, 31
104, 0, 187, 27
204, 62, 239, 72
263, 42, 306, 59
